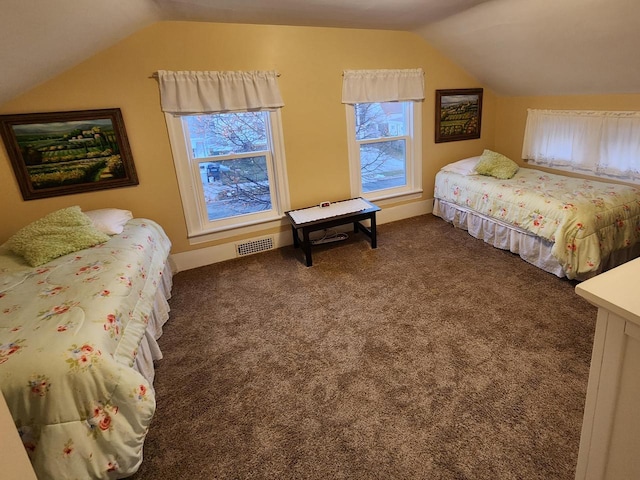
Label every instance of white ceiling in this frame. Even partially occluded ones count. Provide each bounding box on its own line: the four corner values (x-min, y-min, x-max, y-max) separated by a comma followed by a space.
1, 0, 639, 106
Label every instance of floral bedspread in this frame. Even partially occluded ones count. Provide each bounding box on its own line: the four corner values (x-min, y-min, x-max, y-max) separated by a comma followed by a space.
0, 219, 171, 480
434, 168, 640, 278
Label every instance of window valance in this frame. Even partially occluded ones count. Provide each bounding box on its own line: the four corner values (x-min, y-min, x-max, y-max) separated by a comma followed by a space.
157, 70, 284, 114
341, 69, 424, 104
522, 109, 640, 181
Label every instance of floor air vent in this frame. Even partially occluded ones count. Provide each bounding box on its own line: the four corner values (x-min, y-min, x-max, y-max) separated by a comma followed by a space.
236, 237, 274, 257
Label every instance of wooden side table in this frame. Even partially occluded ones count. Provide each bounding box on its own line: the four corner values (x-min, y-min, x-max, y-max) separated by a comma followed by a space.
285, 198, 380, 266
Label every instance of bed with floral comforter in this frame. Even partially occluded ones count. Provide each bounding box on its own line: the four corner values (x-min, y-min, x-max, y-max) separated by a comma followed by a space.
0, 218, 171, 480
434, 167, 640, 279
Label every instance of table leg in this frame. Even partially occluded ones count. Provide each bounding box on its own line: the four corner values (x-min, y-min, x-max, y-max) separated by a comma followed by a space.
370, 213, 377, 248
302, 228, 313, 267
291, 225, 299, 248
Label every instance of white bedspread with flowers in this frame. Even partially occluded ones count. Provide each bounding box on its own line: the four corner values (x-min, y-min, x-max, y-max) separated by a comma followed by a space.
0, 219, 171, 480
434, 168, 640, 278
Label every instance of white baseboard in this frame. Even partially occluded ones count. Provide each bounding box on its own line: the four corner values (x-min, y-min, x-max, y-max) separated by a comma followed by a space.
170, 198, 433, 272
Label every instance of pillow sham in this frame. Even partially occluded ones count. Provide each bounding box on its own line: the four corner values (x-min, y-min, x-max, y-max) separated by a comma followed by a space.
474, 149, 520, 179
84, 208, 133, 235
440, 156, 481, 175
6, 206, 110, 267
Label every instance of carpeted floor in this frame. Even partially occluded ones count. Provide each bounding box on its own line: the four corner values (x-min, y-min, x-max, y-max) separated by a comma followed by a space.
131, 214, 597, 480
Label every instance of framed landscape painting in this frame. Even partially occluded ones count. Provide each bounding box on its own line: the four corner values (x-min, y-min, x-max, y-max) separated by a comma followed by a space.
0, 108, 138, 200
435, 88, 483, 143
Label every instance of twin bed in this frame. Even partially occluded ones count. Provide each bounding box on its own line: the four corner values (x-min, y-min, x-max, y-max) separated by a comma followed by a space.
433, 155, 640, 280
0, 210, 172, 480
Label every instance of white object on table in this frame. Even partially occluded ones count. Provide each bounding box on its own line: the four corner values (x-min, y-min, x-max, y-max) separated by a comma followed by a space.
288, 198, 371, 224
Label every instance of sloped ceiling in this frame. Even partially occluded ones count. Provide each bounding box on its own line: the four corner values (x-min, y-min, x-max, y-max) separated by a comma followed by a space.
417, 0, 640, 96
1, 0, 638, 107
0, 0, 163, 106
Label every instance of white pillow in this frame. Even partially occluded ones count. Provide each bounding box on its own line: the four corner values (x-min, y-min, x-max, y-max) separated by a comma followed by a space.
440, 156, 481, 175
83, 208, 133, 235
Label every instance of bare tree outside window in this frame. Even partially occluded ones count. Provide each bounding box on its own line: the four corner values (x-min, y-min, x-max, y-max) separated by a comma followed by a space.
354, 102, 408, 193
185, 112, 275, 221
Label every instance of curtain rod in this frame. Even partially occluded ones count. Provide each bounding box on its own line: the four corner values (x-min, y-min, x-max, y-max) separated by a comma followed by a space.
149, 72, 281, 79
342, 70, 425, 76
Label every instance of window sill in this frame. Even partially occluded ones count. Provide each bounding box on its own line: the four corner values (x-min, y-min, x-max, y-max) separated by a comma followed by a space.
364, 188, 423, 204
188, 215, 288, 245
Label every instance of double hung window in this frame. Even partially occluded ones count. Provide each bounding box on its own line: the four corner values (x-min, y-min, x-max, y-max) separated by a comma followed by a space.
350, 101, 415, 195
158, 70, 289, 240
343, 69, 424, 200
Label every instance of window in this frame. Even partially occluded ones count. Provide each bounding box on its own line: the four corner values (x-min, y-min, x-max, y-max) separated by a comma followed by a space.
157, 70, 290, 241
346, 101, 421, 199
522, 109, 640, 183
342, 69, 424, 200
165, 109, 289, 239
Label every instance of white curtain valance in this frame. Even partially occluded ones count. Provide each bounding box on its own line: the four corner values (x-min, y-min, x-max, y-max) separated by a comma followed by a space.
157, 70, 284, 114
341, 69, 424, 104
522, 109, 640, 181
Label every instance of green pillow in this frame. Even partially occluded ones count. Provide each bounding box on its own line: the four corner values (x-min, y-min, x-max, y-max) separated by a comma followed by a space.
475, 149, 520, 179
7, 206, 110, 267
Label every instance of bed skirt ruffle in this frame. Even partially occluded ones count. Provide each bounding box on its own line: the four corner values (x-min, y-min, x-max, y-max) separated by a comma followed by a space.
433, 199, 640, 280
134, 263, 173, 384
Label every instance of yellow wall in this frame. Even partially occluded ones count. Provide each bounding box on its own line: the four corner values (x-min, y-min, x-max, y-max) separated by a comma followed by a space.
495, 94, 640, 172
0, 21, 494, 252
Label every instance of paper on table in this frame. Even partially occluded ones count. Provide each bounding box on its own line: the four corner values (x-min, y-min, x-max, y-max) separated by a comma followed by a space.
288, 198, 371, 224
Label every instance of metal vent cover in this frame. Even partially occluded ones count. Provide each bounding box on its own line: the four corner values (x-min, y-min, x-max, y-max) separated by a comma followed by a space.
236, 237, 274, 257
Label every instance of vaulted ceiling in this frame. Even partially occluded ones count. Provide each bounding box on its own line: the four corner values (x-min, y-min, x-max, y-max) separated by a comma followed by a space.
1, 0, 638, 106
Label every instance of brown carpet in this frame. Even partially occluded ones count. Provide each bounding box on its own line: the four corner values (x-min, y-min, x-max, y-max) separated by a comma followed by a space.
131, 214, 597, 480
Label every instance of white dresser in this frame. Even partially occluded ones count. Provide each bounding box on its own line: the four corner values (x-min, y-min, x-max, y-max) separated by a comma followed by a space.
574, 257, 640, 480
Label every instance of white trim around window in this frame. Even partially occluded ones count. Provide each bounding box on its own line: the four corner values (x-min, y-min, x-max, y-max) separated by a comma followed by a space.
164, 109, 291, 244
345, 101, 422, 201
